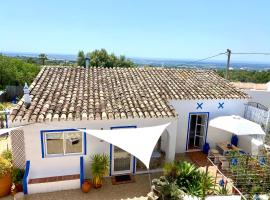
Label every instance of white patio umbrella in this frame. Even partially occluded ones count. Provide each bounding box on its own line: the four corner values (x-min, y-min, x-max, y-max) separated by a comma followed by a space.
0, 127, 22, 136
78, 123, 170, 169
209, 115, 265, 136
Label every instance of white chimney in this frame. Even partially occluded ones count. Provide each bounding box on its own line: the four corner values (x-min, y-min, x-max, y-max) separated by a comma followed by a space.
267, 81, 270, 91
23, 83, 31, 108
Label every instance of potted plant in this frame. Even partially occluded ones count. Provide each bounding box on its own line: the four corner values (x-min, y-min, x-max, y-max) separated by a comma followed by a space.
81, 179, 91, 193
91, 154, 109, 189
0, 157, 12, 197
1, 150, 12, 163
12, 168, 24, 193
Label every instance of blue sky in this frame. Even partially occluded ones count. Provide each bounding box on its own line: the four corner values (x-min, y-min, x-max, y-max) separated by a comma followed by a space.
1, 0, 270, 63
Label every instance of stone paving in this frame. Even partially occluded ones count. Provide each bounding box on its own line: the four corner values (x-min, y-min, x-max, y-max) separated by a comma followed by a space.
2, 173, 161, 200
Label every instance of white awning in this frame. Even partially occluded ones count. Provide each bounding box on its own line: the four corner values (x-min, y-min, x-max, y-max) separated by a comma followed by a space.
0, 127, 22, 136
78, 123, 170, 169
209, 115, 265, 136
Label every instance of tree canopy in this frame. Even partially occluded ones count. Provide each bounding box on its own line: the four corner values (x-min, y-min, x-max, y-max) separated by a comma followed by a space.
0, 55, 40, 89
77, 49, 135, 68
77, 50, 85, 67
38, 53, 48, 65
217, 69, 270, 83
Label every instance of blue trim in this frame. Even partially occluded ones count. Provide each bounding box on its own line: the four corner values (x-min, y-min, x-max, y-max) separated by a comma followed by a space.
40, 128, 86, 158
83, 129, 87, 155
23, 160, 30, 194
132, 157, 136, 174
109, 144, 112, 176
109, 125, 137, 176
40, 132, 45, 158
185, 112, 209, 151
80, 156, 84, 187
110, 125, 137, 130
40, 128, 80, 132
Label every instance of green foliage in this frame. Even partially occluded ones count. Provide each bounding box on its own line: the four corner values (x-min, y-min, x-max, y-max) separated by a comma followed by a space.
12, 168, 24, 184
0, 55, 40, 89
0, 157, 12, 177
77, 50, 85, 67
216, 187, 229, 195
1, 150, 12, 163
161, 161, 215, 198
0, 103, 5, 123
152, 176, 185, 200
217, 69, 270, 83
38, 53, 48, 65
91, 154, 109, 178
79, 49, 135, 68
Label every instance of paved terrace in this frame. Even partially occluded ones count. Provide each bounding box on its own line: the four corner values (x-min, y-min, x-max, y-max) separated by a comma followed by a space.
2, 152, 225, 200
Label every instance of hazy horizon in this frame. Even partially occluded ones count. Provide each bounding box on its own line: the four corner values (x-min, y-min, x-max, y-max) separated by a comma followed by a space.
1, 1, 270, 64
2, 51, 270, 65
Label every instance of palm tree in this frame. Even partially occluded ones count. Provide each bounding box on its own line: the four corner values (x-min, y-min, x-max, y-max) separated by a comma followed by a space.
38, 53, 48, 65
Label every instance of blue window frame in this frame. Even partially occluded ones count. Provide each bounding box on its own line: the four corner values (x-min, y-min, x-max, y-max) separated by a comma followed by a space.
40, 128, 87, 158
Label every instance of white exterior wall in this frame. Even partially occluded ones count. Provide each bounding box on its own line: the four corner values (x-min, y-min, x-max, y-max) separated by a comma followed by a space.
244, 90, 270, 108
22, 117, 177, 179
28, 179, 80, 194
169, 99, 248, 153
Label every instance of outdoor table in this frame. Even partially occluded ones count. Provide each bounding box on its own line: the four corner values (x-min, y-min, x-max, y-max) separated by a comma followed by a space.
216, 142, 241, 156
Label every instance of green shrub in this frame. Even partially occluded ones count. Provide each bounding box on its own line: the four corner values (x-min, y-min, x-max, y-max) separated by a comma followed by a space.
12, 168, 24, 184
0, 157, 12, 177
161, 161, 215, 198
91, 153, 109, 178
1, 149, 12, 162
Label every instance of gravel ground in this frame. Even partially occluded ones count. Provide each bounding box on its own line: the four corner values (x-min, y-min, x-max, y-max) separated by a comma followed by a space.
1, 173, 161, 200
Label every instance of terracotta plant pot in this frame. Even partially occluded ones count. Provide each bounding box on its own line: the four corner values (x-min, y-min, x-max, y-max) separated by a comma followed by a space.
0, 174, 12, 197
15, 183, 23, 193
92, 176, 103, 189
82, 180, 91, 193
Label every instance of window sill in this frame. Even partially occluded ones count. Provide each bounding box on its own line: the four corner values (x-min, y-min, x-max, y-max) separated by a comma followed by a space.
44, 153, 84, 158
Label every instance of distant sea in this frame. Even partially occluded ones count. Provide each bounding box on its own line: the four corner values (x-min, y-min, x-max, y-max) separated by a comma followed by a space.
2, 52, 270, 71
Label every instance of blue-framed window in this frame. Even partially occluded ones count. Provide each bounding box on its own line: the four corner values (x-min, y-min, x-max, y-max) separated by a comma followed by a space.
40, 129, 86, 158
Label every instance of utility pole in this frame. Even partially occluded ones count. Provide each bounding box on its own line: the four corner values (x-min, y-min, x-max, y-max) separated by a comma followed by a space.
225, 49, 231, 80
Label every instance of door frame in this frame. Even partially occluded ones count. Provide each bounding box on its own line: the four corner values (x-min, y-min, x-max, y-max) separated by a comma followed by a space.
109, 125, 137, 176
111, 144, 133, 175
185, 112, 209, 151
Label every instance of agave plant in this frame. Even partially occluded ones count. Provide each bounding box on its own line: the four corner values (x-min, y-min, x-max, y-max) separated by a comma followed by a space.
91, 154, 109, 188
162, 161, 216, 198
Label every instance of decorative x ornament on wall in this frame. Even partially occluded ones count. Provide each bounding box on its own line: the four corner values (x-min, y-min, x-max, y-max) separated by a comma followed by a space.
196, 102, 203, 110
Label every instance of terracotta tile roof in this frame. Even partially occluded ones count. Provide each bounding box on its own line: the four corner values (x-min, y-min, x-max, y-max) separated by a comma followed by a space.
10, 67, 248, 123
232, 82, 268, 91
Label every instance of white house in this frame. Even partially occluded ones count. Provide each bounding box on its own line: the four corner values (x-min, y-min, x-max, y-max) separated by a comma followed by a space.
8, 66, 249, 194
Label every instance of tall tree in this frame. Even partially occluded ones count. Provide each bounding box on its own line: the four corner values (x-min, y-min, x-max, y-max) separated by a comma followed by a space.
88, 49, 135, 68
38, 53, 48, 65
77, 50, 85, 67
0, 55, 40, 89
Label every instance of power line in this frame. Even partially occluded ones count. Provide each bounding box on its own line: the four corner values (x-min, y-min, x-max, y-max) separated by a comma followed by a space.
231, 52, 270, 55
183, 52, 227, 65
